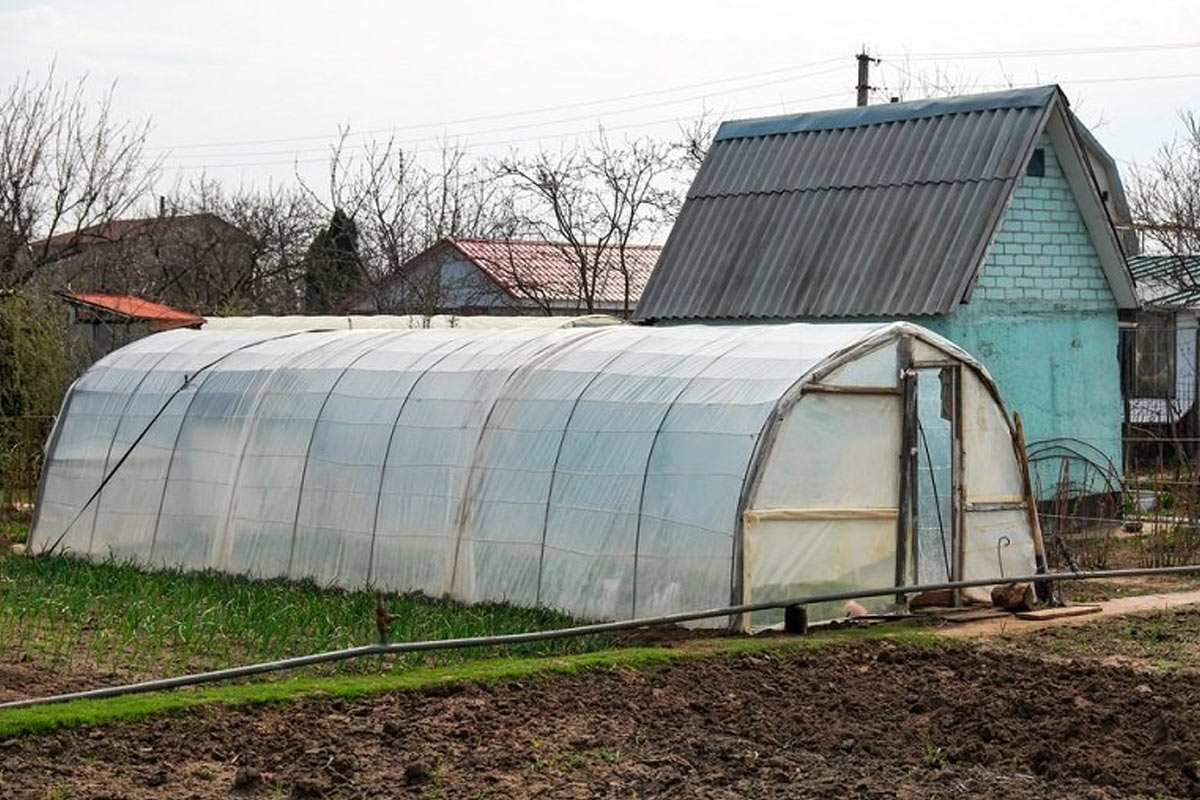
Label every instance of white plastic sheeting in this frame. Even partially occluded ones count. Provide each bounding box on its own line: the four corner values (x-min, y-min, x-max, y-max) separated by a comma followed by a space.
200, 314, 622, 331
31, 322, 1039, 628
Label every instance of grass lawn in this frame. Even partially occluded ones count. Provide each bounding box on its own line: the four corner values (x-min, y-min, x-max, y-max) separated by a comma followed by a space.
0, 550, 608, 684
993, 605, 1200, 672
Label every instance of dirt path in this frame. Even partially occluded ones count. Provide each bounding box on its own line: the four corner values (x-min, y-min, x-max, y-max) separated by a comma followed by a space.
4, 640, 1200, 799
937, 589, 1200, 638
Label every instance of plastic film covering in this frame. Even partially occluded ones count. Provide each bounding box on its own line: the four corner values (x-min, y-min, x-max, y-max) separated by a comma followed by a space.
34, 323, 885, 623
746, 389, 903, 625
31, 321, 1037, 627
960, 370, 1035, 601
200, 314, 623, 331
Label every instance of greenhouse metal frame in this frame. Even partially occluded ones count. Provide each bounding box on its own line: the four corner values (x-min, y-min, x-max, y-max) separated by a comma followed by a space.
31, 321, 1040, 628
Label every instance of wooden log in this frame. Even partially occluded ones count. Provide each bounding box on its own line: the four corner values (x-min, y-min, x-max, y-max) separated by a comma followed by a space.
991, 582, 1035, 611
909, 588, 956, 608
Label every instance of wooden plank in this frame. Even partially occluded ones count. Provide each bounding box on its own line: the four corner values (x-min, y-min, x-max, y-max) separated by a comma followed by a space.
803, 383, 902, 396
924, 607, 1012, 623
744, 507, 899, 522
894, 335, 916, 607
1015, 604, 1102, 621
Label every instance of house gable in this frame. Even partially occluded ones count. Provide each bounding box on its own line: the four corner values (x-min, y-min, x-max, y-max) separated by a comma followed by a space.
968, 134, 1116, 312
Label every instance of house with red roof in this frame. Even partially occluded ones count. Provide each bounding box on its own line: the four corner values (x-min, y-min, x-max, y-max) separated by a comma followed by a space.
346, 237, 661, 318
29, 212, 256, 314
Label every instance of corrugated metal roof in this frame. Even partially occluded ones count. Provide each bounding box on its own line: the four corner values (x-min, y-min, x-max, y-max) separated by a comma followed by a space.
636, 87, 1061, 321
450, 237, 660, 305
1128, 254, 1200, 309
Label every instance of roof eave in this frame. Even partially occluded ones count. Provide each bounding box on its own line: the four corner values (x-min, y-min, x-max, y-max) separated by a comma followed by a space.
1043, 103, 1140, 310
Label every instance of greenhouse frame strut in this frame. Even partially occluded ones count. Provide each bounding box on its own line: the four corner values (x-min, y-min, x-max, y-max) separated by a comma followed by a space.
5, 565, 1200, 711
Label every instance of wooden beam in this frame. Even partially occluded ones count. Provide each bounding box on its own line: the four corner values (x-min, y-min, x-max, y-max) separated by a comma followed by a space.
803, 383, 901, 396
744, 507, 899, 523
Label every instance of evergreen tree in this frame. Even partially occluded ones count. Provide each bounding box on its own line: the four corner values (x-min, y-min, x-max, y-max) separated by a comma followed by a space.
302, 209, 364, 313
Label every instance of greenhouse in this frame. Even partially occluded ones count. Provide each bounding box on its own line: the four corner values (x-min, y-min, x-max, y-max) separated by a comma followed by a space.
30, 321, 1040, 628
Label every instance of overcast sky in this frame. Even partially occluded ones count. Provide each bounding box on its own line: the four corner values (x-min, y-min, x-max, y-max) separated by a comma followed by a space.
2, 0, 1198, 192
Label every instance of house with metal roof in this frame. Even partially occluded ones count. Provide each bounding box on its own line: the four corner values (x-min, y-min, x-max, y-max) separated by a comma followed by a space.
57, 290, 205, 364
1123, 254, 1200, 444
347, 237, 661, 318
636, 85, 1138, 475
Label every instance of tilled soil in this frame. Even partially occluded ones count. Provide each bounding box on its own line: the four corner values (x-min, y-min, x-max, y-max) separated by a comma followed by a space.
4, 641, 1200, 799
0, 657, 113, 704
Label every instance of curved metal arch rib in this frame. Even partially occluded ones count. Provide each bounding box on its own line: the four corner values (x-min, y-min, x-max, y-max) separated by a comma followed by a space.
364, 337, 485, 586
629, 329, 764, 618
148, 331, 347, 564
447, 327, 609, 599
281, 329, 417, 577
85, 334, 199, 554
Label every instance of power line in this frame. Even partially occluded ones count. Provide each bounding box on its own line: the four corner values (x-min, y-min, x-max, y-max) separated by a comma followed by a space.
147, 55, 848, 152
883, 41, 1200, 61
164, 68, 1200, 173
147, 40, 1200, 160
159, 90, 850, 172
162, 64, 846, 162
880, 59, 1200, 92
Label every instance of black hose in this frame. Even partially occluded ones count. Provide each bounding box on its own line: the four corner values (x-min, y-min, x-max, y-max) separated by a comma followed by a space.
6, 564, 1200, 711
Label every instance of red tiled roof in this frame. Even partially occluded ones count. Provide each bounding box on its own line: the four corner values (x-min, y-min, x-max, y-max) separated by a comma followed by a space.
448, 237, 661, 306
61, 291, 205, 328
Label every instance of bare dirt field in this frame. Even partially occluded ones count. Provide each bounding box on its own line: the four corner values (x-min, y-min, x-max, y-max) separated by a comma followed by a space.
5, 616, 1200, 800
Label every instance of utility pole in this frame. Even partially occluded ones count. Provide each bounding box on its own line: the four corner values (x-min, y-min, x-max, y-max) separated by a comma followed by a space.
856, 50, 874, 107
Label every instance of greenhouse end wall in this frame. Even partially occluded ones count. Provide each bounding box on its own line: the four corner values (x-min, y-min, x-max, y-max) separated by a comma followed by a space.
31, 322, 1038, 628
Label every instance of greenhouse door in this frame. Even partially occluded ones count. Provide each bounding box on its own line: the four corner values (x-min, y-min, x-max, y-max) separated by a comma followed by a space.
912, 366, 960, 590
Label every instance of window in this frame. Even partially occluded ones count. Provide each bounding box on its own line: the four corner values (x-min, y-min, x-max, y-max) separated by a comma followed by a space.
1026, 148, 1045, 177
1128, 313, 1175, 398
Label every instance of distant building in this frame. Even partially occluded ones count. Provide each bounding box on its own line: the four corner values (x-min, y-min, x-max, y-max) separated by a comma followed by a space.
637, 85, 1137, 475
1123, 254, 1200, 452
30, 213, 255, 314
59, 290, 205, 361
346, 237, 661, 318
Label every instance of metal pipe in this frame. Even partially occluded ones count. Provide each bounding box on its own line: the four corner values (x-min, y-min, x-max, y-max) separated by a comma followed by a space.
6, 564, 1200, 711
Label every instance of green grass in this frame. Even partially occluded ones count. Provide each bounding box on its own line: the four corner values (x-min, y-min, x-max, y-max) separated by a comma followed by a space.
0, 624, 939, 740
0, 551, 606, 681
0, 519, 28, 544
998, 606, 1200, 671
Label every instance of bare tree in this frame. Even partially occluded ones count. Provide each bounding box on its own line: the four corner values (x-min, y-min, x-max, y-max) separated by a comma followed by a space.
495, 129, 678, 316
1131, 111, 1200, 259
168, 176, 323, 314
0, 66, 159, 289
296, 132, 511, 314
675, 109, 721, 173
870, 58, 982, 104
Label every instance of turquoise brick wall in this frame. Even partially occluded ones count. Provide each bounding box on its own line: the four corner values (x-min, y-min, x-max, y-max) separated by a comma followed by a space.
925, 134, 1122, 477
968, 135, 1114, 310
